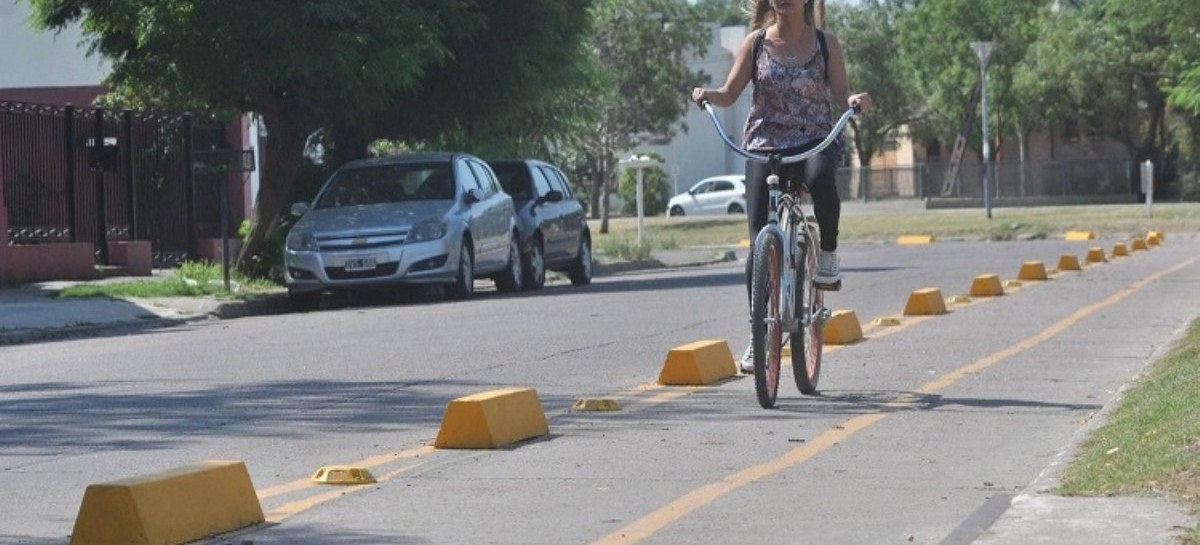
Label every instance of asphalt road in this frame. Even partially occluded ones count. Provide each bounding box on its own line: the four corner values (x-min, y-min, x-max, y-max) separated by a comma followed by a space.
2, 235, 1198, 544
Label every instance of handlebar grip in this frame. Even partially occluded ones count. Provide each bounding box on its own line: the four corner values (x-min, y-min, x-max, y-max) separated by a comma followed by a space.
697, 98, 711, 109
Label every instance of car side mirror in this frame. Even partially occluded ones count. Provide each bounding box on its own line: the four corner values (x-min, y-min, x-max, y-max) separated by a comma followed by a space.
290, 202, 310, 217
464, 188, 485, 205
540, 190, 563, 204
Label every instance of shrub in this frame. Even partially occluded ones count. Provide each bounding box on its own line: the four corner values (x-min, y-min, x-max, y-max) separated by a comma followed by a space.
1181, 169, 1200, 202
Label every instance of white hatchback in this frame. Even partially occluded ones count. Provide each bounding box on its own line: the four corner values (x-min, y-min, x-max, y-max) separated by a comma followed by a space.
666, 175, 746, 216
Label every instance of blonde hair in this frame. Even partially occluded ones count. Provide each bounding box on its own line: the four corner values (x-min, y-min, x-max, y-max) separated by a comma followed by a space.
744, 0, 825, 31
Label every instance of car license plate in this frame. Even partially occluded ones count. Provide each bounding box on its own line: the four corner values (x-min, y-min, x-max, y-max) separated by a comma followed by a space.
343, 256, 377, 272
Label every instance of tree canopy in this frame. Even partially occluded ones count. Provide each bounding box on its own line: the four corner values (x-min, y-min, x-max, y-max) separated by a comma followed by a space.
896, 0, 1044, 159
27, 0, 595, 274
569, 0, 711, 231
827, 0, 920, 170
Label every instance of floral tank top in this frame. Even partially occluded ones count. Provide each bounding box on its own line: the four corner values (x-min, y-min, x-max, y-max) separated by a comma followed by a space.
743, 29, 840, 154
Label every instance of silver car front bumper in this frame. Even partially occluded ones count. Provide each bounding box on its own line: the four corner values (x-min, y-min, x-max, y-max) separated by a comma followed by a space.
284, 238, 461, 293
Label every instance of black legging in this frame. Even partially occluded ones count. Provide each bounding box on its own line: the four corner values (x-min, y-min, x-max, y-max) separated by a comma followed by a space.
743, 144, 841, 298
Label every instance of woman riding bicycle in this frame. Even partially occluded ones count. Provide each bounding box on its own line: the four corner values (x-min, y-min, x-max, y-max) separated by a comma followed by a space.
691, 0, 871, 372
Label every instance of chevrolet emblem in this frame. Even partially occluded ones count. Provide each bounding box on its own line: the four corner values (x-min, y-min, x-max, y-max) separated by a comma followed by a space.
351, 237, 368, 246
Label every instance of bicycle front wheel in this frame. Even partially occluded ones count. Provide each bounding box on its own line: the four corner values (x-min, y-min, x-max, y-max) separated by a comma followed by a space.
792, 229, 824, 395
751, 232, 784, 408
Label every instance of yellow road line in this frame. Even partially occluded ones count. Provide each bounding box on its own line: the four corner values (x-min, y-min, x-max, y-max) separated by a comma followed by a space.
257, 445, 435, 500
587, 255, 1198, 545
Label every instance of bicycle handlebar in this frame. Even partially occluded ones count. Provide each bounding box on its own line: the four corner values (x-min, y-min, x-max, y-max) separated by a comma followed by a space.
697, 99, 859, 165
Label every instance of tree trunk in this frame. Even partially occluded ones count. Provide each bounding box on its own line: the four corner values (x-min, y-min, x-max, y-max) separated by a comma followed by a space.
236, 112, 309, 276
1017, 126, 1028, 198
599, 159, 611, 235
589, 171, 602, 220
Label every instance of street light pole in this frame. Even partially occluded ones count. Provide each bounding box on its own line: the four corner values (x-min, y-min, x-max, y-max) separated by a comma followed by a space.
971, 41, 995, 219
619, 154, 658, 246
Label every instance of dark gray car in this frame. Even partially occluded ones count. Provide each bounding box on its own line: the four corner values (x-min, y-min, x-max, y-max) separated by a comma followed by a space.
488, 159, 592, 290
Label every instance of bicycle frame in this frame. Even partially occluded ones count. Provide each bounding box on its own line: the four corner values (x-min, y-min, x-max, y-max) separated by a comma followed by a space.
699, 101, 856, 330
698, 99, 857, 404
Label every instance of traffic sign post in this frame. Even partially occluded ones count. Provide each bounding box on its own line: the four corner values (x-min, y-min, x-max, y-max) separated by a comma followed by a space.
192, 149, 256, 292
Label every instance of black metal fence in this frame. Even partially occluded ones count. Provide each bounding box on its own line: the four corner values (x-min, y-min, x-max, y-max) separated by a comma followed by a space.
835, 157, 1139, 202
1, 101, 227, 266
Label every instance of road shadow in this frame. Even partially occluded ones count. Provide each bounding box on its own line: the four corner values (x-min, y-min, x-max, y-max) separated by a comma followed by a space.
0, 379, 584, 456
773, 389, 1102, 416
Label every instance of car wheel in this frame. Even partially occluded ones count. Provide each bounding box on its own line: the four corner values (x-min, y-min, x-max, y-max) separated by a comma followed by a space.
728, 202, 744, 214
669, 205, 685, 217
568, 235, 593, 286
288, 290, 321, 312
522, 236, 546, 290
449, 241, 474, 300
494, 234, 523, 293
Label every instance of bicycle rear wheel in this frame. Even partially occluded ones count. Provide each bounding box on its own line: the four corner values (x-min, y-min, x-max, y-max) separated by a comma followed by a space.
791, 228, 824, 395
751, 233, 783, 408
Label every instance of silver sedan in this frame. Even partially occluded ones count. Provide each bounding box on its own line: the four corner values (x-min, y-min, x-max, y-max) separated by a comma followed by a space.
283, 152, 522, 310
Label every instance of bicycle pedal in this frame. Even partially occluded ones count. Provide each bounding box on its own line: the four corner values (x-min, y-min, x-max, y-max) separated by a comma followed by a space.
815, 280, 842, 291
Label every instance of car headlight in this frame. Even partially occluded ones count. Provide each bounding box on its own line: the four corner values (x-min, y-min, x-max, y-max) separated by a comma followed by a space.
408, 219, 447, 243
286, 230, 317, 252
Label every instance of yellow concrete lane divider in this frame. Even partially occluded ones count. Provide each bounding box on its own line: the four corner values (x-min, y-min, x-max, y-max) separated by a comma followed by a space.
1113, 242, 1130, 257
1086, 247, 1108, 264
898, 234, 935, 245
1018, 261, 1049, 281
969, 274, 1005, 297
657, 339, 737, 386
70, 460, 264, 545
1148, 230, 1165, 244
903, 288, 947, 316
1057, 254, 1082, 272
822, 310, 863, 345
1065, 230, 1096, 241
1131, 237, 1149, 251
434, 387, 549, 449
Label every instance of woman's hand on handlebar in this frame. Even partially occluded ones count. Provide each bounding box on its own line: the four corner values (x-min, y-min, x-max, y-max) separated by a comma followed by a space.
691, 87, 712, 108
849, 92, 872, 114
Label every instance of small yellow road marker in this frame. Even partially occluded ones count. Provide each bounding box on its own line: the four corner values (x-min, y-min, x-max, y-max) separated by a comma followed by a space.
310, 466, 377, 485
572, 398, 622, 412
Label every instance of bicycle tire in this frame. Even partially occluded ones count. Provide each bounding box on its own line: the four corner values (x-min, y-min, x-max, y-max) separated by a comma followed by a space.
791, 227, 824, 395
751, 232, 783, 408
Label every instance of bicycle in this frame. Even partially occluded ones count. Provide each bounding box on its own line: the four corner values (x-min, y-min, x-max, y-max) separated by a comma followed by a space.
697, 99, 859, 408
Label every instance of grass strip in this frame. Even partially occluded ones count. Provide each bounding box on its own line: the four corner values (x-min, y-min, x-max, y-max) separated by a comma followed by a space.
58, 261, 277, 299
1057, 319, 1200, 543
590, 202, 1200, 248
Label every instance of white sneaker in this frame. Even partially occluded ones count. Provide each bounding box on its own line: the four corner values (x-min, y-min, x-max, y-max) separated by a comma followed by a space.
739, 344, 755, 374
815, 250, 840, 285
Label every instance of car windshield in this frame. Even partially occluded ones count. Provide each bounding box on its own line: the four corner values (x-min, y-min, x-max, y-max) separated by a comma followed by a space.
491, 164, 534, 203
315, 163, 455, 209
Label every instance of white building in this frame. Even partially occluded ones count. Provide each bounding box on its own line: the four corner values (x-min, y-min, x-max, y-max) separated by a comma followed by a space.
644, 24, 755, 197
